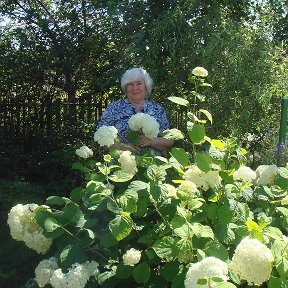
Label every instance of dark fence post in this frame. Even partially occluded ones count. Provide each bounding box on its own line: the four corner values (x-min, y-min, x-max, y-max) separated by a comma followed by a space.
277, 98, 288, 166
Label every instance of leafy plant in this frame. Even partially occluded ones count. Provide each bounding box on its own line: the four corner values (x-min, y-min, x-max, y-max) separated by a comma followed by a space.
6, 68, 288, 288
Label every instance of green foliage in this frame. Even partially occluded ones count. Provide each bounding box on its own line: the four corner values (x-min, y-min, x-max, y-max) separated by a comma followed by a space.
6, 67, 288, 288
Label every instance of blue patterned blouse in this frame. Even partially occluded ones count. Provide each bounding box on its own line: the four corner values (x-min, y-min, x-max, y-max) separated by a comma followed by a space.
96, 98, 170, 143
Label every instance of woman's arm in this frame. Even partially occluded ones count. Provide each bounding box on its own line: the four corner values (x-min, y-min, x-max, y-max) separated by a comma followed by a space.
139, 135, 174, 152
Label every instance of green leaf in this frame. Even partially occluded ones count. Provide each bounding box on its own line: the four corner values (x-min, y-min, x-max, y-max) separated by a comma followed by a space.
46, 196, 66, 206
276, 207, 288, 217
196, 249, 206, 261
98, 269, 116, 285
149, 182, 162, 202
199, 83, 213, 88
117, 190, 138, 213
127, 131, 140, 145
195, 152, 212, 172
211, 139, 226, 150
204, 241, 229, 260
163, 128, 185, 140
218, 204, 233, 224
188, 198, 205, 211
109, 214, 133, 241
199, 109, 212, 124
188, 124, 205, 143
215, 224, 235, 243
153, 236, 179, 261
198, 225, 215, 239
79, 228, 95, 247
268, 278, 285, 288
276, 256, 288, 278
34, 207, 53, 228
168, 96, 189, 107
171, 271, 186, 288
133, 262, 151, 284
147, 165, 167, 183
160, 262, 180, 282
176, 238, 193, 262
172, 215, 194, 239
134, 193, 148, 217
60, 245, 87, 272
264, 226, 283, 241
194, 92, 206, 102
116, 263, 133, 279
100, 231, 118, 247
197, 278, 208, 285
70, 187, 84, 202
128, 180, 149, 192
109, 170, 134, 182
170, 147, 189, 167
62, 202, 83, 224
44, 217, 60, 232
72, 162, 90, 173
205, 203, 218, 220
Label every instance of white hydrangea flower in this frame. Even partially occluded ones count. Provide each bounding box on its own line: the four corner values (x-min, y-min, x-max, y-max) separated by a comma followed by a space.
128, 113, 145, 131
184, 166, 221, 191
233, 166, 256, 183
205, 170, 222, 189
50, 261, 99, 288
177, 180, 199, 199
142, 114, 160, 139
231, 237, 274, 286
184, 257, 228, 288
192, 67, 208, 77
118, 150, 138, 174
94, 126, 118, 147
35, 257, 59, 287
7, 204, 52, 254
123, 248, 141, 266
184, 165, 209, 191
128, 113, 160, 139
82, 261, 99, 277
75, 145, 93, 159
163, 183, 178, 198
255, 165, 278, 186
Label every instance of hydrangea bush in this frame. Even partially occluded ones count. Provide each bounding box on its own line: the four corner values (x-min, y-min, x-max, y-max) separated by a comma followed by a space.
7, 68, 288, 288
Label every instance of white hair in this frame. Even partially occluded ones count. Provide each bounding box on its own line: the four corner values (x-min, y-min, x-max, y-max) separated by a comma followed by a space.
121, 67, 153, 97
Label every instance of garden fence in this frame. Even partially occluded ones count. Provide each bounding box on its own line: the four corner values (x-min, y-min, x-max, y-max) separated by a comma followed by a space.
0, 97, 108, 153
0, 97, 186, 154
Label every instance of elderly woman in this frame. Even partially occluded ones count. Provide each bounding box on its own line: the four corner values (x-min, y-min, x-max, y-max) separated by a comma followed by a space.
96, 67, 174, 153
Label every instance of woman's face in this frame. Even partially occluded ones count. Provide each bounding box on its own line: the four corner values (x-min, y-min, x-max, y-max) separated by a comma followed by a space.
126, 78, 147, 104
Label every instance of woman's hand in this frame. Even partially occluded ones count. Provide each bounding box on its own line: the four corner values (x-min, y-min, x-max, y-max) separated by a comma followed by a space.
139, 135, 174, 151
139, 135, 153, 148
113, 142, 142, 154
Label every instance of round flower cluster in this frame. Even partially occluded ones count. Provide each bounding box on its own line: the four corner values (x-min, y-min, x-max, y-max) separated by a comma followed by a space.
94, 125, 118, 147
184, 165, 221, 191
233, 166, 256, 183
231, 237, 274, 286
128, 113, 160, 139
7, 204, 52, 254
177, 180, 199, 200
48, 261, 99, 288
184, 257, 228, 288
192, 67, 208, 77
123, 248, 142, 266
163, 183, 178, 198
76, 145, 93, 159
35, 257, 59, 287
255, 165, 278, 186
118, 150, 138, 174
